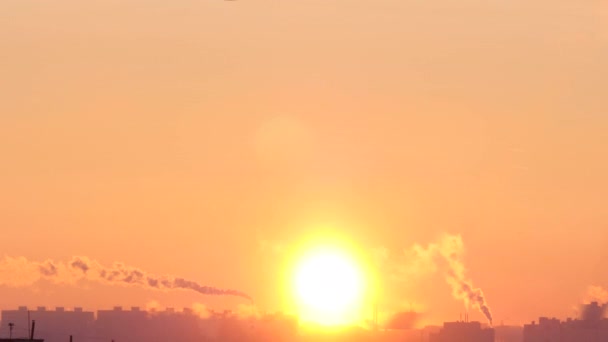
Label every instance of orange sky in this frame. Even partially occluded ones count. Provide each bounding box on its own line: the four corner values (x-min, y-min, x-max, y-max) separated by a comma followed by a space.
1, 0, 607, 325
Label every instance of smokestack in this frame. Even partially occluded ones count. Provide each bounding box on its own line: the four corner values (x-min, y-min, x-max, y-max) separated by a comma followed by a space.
30, 320, 35, 340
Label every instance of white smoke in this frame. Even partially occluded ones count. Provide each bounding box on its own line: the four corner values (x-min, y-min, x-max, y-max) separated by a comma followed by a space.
377, 234, 493, 324
586, 285, 608, 303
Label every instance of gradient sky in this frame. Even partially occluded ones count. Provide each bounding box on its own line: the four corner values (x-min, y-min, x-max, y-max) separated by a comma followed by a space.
1, 0, 607, 325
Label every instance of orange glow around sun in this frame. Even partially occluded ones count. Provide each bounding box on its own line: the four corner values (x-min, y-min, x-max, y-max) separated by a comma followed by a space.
291, 245, 367, 326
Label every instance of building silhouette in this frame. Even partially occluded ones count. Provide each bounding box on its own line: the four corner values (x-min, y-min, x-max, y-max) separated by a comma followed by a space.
493, 325, 523, 342
429, 320, 494, 342
1, 306, 297, 342
1, 306, 92, 342
523, 302, 608, 342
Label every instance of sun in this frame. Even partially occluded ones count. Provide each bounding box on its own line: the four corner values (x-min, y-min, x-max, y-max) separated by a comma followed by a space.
292, 246, 366, 326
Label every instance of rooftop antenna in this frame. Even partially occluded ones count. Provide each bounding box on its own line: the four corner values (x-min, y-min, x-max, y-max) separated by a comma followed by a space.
8, 323, 14, 340
30, 320, 36, 340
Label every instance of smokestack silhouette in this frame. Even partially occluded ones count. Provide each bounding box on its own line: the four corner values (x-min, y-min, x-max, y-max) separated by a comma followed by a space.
0, 256, 252, 301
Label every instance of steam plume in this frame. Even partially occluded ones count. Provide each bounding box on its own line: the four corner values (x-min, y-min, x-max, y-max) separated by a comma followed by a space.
586, 285, 608, 304
437, 235, 492, 325
580, 301, 607, 321
378, 234, 493, 324
580, 286, 608, 321
0, 256, 252, 301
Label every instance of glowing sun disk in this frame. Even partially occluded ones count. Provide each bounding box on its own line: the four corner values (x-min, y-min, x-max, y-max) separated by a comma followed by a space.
293, 247, 365, 326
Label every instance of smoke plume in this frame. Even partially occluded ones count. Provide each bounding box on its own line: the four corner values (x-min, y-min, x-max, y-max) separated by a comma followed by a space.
378, 234, 493, 325
0, 256, 252, 301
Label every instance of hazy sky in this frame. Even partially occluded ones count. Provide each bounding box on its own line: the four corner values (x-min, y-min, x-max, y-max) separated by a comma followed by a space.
1, 0, 607, 325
